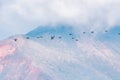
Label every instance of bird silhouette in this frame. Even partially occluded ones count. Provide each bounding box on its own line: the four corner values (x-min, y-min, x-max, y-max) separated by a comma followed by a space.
69, 33, 72, 35
72, 37, 74, 39
51, 36, 55, 40
26, 37, 30, 39
105, 30, 108, 32
83, 32, 86, 34
14, 38, 17, 41
91, 31, 94, 34
36, 37, 40, 39
76, 39, 78, 41
59, 36, 62, 39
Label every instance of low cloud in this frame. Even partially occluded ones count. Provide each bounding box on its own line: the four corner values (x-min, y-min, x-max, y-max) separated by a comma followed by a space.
0, 0, 120, 39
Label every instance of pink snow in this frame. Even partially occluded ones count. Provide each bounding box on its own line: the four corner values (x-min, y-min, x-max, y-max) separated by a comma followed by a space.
0, 44, 16, 59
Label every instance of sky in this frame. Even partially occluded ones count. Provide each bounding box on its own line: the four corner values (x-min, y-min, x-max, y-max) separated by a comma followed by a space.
0, 0, 120, 40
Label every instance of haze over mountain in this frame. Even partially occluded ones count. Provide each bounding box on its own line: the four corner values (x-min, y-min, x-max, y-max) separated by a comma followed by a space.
0, 25, 120, 80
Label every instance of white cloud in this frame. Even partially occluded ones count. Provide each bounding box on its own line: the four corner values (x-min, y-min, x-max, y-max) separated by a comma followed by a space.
0, 0, 120, 39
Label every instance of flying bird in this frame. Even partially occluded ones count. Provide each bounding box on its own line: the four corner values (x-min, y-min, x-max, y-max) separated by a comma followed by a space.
51, 36, 55, 40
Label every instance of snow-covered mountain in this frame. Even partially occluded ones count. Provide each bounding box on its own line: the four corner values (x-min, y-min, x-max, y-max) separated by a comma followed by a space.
0, 26, 120, 80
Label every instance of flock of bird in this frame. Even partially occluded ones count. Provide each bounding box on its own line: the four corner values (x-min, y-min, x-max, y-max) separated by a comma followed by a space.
13, 30, 120, 42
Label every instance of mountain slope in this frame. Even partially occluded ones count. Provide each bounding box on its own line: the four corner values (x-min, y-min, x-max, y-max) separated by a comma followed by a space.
0, 26, 120, 80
